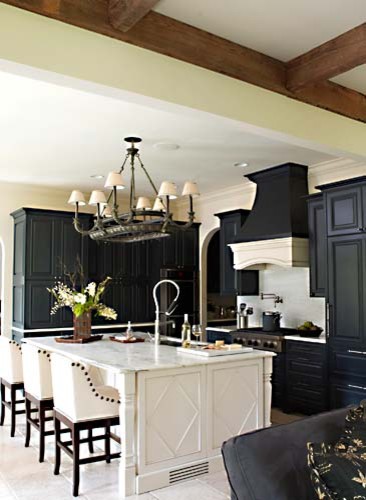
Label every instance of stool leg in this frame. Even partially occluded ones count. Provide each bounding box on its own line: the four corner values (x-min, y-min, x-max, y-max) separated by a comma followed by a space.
39, 404, 45, 463
105, 425, 111, 464
88, 429, 94, 454
54, 415, 61, 476
10, 385, 16, 437
25, 397, 31, 447
72, 426, 80, 497
0, 381, 5, 426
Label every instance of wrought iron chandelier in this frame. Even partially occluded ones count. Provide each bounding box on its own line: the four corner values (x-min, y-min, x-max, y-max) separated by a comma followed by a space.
68, 137, 200, 243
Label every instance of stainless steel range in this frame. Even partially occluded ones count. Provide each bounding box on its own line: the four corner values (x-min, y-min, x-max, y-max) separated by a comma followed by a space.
206, 327, 299, 353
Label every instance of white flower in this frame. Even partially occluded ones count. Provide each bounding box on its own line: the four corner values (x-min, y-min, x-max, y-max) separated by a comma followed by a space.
74, 293, 87, 305
86, 282, 96, 297
98, 304, 117, 320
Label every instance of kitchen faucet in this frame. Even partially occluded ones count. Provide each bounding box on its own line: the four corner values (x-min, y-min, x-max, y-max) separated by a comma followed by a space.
153, 279, 180, 346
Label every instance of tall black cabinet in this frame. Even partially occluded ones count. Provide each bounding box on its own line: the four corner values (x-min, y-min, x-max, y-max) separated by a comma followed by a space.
12, 208, 200, 340
215, 210, 259, 296
316, 177, 366, 408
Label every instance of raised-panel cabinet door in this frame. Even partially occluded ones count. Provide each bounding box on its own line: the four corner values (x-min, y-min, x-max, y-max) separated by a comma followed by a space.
327, 235, 365, 346
180, 227, 198, 268
25, 280, 59, 329
308, 197, 326, 297
326, 186, 363, 236
162, 231, 179, 267
59, 216, 85, 277
26, 216, 59, 279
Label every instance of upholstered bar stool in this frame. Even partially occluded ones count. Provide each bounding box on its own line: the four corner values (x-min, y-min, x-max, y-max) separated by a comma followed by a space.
0, 336, 25, 437
51, 353, 120, 497
22, 343, 55, 462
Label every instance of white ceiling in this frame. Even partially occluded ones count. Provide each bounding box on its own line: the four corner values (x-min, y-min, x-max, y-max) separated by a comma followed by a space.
155, 0, 366, 62
0, 70, 334, 196
332, 65, 366, 94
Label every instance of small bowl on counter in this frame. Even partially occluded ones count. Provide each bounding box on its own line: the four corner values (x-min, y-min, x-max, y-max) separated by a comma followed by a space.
297, 327, 323, 338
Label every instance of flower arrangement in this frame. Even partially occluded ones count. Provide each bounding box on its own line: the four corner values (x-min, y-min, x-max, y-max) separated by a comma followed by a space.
48, 277, 117, 320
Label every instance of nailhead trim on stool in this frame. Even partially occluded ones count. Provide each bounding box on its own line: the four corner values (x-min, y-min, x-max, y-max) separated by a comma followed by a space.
51, 355, 121, 497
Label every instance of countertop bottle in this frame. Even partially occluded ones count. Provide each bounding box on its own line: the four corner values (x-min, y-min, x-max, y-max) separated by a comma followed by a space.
181, 314, 191, 348
126, 321, 133, 339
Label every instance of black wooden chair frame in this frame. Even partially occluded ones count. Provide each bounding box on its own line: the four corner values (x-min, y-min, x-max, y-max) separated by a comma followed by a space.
54, 409, 120, 497
0, 378, 26, 437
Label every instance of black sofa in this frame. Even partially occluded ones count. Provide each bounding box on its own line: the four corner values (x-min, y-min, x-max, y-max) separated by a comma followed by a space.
222, 408, 348, 500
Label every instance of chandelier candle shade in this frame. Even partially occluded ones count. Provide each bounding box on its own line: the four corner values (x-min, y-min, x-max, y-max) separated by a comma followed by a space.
69, 137, 199, 243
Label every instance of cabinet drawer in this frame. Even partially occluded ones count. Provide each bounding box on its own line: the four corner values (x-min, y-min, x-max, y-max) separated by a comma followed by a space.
287, 383, 325, 403
286, 340, 325, 360
286, 396, 326, 415
330, 348, 366, 381
331, 380, 366, 409
286, 359, 325, 383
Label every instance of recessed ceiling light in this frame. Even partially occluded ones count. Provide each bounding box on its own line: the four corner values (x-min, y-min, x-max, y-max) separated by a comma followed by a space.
153, 142, 180, 151
90, 174, 105, 179
234, 161, 249, 168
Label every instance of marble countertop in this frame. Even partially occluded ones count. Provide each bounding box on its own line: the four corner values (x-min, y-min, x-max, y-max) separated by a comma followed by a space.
25, 335, 274, 374
285, 334, 326, 344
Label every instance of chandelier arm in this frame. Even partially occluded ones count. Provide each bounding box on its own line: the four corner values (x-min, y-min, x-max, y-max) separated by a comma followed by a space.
136, 154, 159, 195
72, 212, 103, 236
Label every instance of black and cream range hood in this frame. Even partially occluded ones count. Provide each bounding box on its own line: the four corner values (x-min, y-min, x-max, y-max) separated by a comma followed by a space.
229, 163, 310, 270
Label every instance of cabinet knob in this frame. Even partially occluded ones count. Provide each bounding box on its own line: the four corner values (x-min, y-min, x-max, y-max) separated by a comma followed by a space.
358, 227, 364, 232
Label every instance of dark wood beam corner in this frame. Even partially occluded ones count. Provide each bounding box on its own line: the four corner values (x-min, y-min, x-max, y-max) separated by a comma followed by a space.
286, 22, 366, 92
109, 0, 160, 32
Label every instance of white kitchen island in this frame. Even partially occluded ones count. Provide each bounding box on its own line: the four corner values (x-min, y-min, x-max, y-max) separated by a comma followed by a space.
25, 337, 274, 497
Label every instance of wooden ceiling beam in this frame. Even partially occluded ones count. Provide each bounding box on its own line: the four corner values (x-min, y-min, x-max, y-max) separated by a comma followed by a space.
2, 0, 366, 123
287, 23, 366, 91
109, 0, 160, 32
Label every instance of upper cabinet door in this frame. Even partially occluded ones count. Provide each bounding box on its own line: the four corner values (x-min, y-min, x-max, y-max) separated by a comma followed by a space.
308, 197, 326, 297
59, 216, 86, 278
26, 216, 60, 280
326, 186, 363, 236
327, 235, 365, 347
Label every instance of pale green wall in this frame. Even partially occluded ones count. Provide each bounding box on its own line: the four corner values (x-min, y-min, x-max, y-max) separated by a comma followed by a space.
1, 3, 366, 159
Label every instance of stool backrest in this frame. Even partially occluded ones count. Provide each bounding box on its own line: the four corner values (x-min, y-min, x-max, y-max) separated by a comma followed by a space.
22, 343, 53, 400
0, 336, 23, 384
50, 352, 119, 422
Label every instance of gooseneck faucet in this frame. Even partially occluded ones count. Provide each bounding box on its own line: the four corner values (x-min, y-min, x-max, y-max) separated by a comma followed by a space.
153, 280, 180, 346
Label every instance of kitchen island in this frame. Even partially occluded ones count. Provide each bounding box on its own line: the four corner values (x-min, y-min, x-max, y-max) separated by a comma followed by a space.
25, 336, 274, 497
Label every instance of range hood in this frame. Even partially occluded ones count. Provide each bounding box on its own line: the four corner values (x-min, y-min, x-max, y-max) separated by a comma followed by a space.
230, 163, 309, 270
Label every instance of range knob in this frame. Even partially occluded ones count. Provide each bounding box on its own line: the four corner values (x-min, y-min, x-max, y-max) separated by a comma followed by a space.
253, 340, 259, 346
247, 339, 253, 346
263, 341, 269, 348
271, 341, 278, 349
234, 337, 241, 343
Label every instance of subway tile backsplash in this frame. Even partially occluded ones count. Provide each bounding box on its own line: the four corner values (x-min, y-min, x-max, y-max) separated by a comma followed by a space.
237, 267, 326, 330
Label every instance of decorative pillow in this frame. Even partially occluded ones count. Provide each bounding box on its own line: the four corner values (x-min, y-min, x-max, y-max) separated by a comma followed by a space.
308, 402, 366, 500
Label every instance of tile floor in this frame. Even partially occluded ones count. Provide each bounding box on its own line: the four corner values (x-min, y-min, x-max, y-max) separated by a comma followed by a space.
0, 409, 303, 499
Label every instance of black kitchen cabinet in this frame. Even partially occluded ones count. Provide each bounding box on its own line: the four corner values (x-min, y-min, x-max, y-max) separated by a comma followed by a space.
325, 183, 366, 236
215, 210, 259, 296
12, 208, 91, 331
161, 225, 199, 269
307, 195, 326, 297
285, 340, 328, 415
327, 234, 366, 348
316, 176, 366, 409
12, 208, 200, 337
207, 230, 220, 293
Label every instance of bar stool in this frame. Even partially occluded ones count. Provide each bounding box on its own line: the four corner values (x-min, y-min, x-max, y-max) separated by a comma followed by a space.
22, 343, 54, 462
0, 337, 25, 437
50, 353, 120, 497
